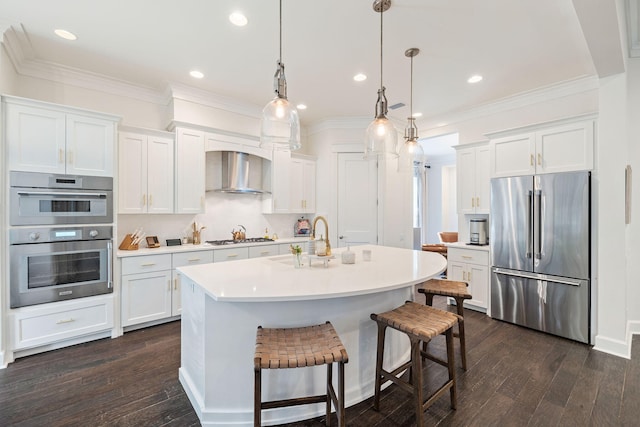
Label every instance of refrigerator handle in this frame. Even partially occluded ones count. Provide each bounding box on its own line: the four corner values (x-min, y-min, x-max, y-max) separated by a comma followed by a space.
526, 190, 533, 258
535, 189, 542, 259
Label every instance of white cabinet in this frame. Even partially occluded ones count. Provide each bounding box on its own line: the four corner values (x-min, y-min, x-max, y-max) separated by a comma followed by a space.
213, 247, 249, 262
263, 150, 292, 213
5, 97, 117, 176
121, 254, 173, 326
447, 247, 489, 312
118, 130, 174, 214
10, 296, 114, 350
249, 245, 279, 258
489, 119, 594, 178
205, 131, 270, 160
172, 251, 214, 316
455, 142, 490, 214
175, 127, 205, 213
121, 251, 213, 327
290, 156, 316, 213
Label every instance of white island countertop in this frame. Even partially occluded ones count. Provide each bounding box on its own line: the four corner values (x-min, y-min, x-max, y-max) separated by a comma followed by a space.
177, 244, 447, 302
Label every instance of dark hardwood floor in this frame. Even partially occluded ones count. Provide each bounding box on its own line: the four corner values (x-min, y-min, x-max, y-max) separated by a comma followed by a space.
1, 298, 639, 426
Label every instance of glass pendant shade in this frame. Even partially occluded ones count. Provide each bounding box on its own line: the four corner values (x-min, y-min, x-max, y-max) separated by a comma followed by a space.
365, 116, 398, 160
398, 138, 424, 172
260, 96, 300, 151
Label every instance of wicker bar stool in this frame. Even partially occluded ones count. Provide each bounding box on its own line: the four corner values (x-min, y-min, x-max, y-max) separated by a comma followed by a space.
370, 301, 459, 426
254, 321, 349, 427
418, 278, 472, 370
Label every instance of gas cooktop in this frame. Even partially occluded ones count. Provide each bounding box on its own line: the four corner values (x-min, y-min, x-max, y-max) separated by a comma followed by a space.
206, 237, 275, 246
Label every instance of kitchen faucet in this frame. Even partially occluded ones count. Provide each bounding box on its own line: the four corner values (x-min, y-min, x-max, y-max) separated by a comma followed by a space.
311, 216, 331, 256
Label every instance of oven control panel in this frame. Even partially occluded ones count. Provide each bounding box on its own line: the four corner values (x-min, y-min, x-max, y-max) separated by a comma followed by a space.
10, 226, 113, 244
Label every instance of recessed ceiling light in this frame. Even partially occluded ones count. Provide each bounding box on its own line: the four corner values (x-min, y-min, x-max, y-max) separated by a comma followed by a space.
229, 12, 248, 26
412, 112, 423, 118
190, 70, 204, 79
353, 73, 367, 82
296, 104, 307, 110
467, 74, 483, 83
54, 29, 77, 40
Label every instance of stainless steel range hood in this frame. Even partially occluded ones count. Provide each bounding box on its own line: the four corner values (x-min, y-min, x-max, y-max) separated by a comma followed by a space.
216, 151, 265, 194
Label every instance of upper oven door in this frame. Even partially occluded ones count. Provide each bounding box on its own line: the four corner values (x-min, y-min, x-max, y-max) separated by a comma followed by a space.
10, 187, 113, 225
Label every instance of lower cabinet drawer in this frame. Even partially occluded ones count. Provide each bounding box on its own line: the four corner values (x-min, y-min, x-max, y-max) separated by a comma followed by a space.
121, 254, 172, 275
249, 245, 279, 258
447, 248, 489, 265
11, 297, 114, 350
213, 247, 249, 262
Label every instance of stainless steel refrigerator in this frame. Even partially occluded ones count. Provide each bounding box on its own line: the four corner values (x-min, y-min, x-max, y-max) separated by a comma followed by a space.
490, 171, 591, 344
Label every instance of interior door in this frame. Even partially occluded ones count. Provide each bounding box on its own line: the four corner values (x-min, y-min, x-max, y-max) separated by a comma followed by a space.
337, 153, 378, 247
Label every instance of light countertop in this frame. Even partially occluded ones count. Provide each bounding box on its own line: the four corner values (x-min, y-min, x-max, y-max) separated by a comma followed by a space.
117, 237, 306, 258
176, 244, 447, 302
446, 241, 490, 252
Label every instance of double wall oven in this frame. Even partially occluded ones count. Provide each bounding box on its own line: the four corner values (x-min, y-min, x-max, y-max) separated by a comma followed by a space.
9, 171, 114, 308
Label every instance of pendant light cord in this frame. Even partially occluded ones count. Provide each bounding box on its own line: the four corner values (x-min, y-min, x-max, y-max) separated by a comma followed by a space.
410, 55, 413, 118
379, 4, 383, 92
279, 0, 282, 63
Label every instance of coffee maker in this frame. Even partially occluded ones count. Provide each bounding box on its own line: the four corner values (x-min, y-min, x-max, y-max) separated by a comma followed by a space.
469, 218, 488, 245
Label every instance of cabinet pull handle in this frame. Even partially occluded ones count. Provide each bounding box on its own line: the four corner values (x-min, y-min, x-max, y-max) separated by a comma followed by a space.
530, 154, 534, 166
149, 194, 153, 206
471, 197, 475, 208
188, 258, 201, 262
174, 277, 178, 290
59, 149, 64, 164
260, 251, 270, 255
468, 271, 472, 281
476, 197, 480, 207
56, 318, 75, 324
67, 151, 73, 164
168, 280, 171, 291
142, 194, 146, 206
462, 271, 467, 281
227, 254, 238, 258
141, 262, 156, 267
462, 255, 473, 259
537, 153, 542, 166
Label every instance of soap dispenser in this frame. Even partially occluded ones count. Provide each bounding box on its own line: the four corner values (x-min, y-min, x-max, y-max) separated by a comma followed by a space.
341, 245, 355, 264
315, 235, 327, 256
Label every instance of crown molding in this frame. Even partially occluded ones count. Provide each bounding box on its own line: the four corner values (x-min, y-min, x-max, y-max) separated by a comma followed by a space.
417, 75, 600, 133
168, 82, 262, 119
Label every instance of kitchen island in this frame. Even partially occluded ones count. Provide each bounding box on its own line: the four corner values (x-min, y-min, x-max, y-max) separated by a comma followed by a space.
177, 244, 446, 426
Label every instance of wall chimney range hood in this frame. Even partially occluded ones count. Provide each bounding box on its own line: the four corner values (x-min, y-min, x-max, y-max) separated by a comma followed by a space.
216, 151, 266, 194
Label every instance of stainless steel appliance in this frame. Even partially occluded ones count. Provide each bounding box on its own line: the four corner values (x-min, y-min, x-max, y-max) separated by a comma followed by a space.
9, 226, 113, 308
490, 171, 591, 343
469, 219, 487, 245
10, 171, 113, 225
206, 237, 274, 246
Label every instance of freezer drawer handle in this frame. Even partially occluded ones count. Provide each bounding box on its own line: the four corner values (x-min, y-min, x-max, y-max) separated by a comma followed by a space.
493, 268, 582, 286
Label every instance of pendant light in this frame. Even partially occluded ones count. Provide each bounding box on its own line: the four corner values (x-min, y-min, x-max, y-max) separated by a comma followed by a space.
260, 0, 301, 151
364, 0, 398, 160
398, 47, 425, 172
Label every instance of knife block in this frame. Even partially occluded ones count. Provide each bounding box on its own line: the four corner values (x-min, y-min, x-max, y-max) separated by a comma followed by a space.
118, 234, 139, 250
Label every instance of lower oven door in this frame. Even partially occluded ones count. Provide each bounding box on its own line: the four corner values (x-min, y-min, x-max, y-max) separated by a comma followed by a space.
10, 239, 113, 308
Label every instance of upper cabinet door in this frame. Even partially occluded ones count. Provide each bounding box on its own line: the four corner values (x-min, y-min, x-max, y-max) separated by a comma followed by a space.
535, 121, 594, 174
475, 145, 491, 213
175, 128, 205, 214
457, 147, 476, 214
118, 132, 148, 214
490, 133, 536, 178
147, 136, 175, 214
7, 103, 67, 174
66, 114, 115, 177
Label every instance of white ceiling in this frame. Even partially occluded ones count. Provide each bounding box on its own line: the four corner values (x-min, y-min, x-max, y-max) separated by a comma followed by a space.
0, 0, 615, 127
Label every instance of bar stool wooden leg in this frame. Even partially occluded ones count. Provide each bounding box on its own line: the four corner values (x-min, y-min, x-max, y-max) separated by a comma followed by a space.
326, 363, 333, 426
410, 337, 424, 427
338, 361, 346, 426
446, 328, 457, 409
373, 322, 387, 411
254, 368, 261, 427
453, 296, 467, 370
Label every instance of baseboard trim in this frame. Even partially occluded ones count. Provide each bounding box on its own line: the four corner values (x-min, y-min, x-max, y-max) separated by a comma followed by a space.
594, 321, 640, 359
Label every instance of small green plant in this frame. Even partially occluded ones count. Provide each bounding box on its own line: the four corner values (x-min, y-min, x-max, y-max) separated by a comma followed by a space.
290, 244, 302, 255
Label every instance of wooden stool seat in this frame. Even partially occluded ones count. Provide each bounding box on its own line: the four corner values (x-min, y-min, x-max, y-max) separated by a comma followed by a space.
254, 322, 348, 426
370, 301, 459, 426
418, 278, 472, 370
